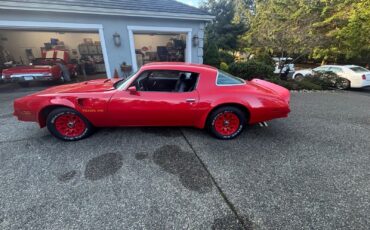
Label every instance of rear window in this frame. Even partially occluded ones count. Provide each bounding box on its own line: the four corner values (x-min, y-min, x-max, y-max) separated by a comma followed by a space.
350, 67, 369, 73
217, 71, 245, 85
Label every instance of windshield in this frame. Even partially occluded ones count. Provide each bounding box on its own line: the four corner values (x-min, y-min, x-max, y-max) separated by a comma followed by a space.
350, 67, 369, 73
114, 71, 138, 89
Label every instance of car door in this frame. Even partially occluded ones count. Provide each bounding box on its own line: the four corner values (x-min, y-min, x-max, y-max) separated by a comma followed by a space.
108, 70, 200, 127
328, 67, 345, 77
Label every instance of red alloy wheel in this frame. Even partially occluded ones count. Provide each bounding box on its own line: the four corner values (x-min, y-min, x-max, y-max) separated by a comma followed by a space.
54, 114, 86, 138
214, 112, 241, 136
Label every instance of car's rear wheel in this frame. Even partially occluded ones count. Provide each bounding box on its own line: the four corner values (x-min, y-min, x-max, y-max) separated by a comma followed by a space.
46, 108, 94, 141
207, 106, 246, 140
294, 74, 304, 81
335, 78, 350, 90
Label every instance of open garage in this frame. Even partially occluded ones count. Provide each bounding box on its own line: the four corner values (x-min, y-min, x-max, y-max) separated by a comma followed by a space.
0, 29, 108, 87
0, 0, 212, 90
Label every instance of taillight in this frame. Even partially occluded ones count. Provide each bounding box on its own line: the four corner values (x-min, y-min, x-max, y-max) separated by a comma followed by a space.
362, 74, 366, 80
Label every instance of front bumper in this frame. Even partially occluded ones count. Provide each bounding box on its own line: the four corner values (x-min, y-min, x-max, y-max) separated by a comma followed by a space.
13, 98, 38, 122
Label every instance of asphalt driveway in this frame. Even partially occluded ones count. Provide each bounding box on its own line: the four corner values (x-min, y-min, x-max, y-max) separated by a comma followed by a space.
0, 86, 369, 229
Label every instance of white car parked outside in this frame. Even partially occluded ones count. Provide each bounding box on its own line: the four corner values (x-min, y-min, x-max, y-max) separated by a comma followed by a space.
292, 65, 370, 88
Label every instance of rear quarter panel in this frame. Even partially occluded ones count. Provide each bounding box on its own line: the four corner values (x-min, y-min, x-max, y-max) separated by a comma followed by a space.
195, 73, 290, 128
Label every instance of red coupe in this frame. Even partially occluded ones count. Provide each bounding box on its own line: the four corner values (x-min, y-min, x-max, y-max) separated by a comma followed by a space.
2, 50, 77, 87
13, 63, 290, 141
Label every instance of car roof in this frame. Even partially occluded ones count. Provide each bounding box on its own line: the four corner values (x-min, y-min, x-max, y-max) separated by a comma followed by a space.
142, 62, 218, 72
343, 65, 362, 68
319, 65, 342, 68
320, 65, 361, 68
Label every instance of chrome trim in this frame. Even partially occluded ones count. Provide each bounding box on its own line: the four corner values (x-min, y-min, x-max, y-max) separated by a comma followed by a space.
10, 73, 52, 78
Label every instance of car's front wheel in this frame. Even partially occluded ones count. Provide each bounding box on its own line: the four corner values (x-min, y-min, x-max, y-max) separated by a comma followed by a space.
46, 108, 94, 141
207, 106, 246, 140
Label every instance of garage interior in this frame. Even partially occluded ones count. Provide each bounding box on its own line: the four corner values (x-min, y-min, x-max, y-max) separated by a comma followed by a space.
0, 29, 107, 86
134, 32, 187, 68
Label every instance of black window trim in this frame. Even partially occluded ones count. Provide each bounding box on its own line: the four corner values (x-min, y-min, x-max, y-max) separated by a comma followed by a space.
131, 69, 200, 93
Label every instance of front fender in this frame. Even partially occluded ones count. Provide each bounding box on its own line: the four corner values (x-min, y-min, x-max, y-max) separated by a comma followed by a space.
37, 98, 77, 127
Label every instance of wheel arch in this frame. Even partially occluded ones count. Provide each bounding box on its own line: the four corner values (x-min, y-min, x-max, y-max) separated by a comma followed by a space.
38, 105, 74, 128
200, 102, 251, 129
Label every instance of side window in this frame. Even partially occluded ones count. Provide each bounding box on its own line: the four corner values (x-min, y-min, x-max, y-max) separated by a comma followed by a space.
132, 70, 199, 92
329, 67, 343, 73
314, 67, 328, 72
217, 71, 245, 85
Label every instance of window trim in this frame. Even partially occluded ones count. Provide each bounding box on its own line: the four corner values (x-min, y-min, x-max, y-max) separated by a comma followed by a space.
129, 69, 200, 93
329, 67, 343, 73
215, 70, 246, 86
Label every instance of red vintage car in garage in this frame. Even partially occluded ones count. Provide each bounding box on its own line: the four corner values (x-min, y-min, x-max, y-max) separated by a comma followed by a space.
2, 50, 77, 86
13, 63, 290, 141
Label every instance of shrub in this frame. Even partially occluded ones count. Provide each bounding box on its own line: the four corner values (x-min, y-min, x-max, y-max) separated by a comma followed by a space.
219, 50, 235, 65
253, 52, 275, 67
229, 60, 274, 80
297, 79, 323, 90
266, 71, 346, 90
220, 62, 229, 72
204, 43, 220, 68
304, 71, 347, 90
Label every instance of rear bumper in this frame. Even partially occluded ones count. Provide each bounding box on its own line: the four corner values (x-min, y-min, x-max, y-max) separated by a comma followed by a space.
351, 79, 370, 88
250, 105, 290, 124
4, 74, 58, 82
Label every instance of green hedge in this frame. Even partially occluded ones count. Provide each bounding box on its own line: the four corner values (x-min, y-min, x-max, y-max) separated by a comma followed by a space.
219, 50, 235, 65
267, 72, 347, 90
228, 60, 274, 80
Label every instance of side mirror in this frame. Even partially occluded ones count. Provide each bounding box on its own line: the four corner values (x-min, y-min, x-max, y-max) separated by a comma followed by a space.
128, 86, 138, 95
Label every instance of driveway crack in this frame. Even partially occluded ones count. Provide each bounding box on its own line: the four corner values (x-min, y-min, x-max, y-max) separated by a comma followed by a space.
180, 129, 249, 230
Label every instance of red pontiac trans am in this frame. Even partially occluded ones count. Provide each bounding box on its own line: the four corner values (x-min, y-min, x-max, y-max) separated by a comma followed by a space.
13, 63, 290, 141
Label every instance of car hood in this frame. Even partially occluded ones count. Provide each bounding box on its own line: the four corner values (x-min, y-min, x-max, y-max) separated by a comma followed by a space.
3, 65, 52, 74
247, 79, 290, 103
37, 79, 120, 94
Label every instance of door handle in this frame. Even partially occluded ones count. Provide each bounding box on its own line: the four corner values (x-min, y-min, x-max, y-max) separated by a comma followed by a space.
186, 99, 196, 103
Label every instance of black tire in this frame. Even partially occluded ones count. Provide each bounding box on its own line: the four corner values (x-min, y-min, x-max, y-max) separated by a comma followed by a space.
18, 82, 30, 87
207, 106, 246, 140
57, 73, 66, 84
46, 108, 94, 141
71, 70, 78, 79
335, 78, 350, 90
294, 74, 304, 81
